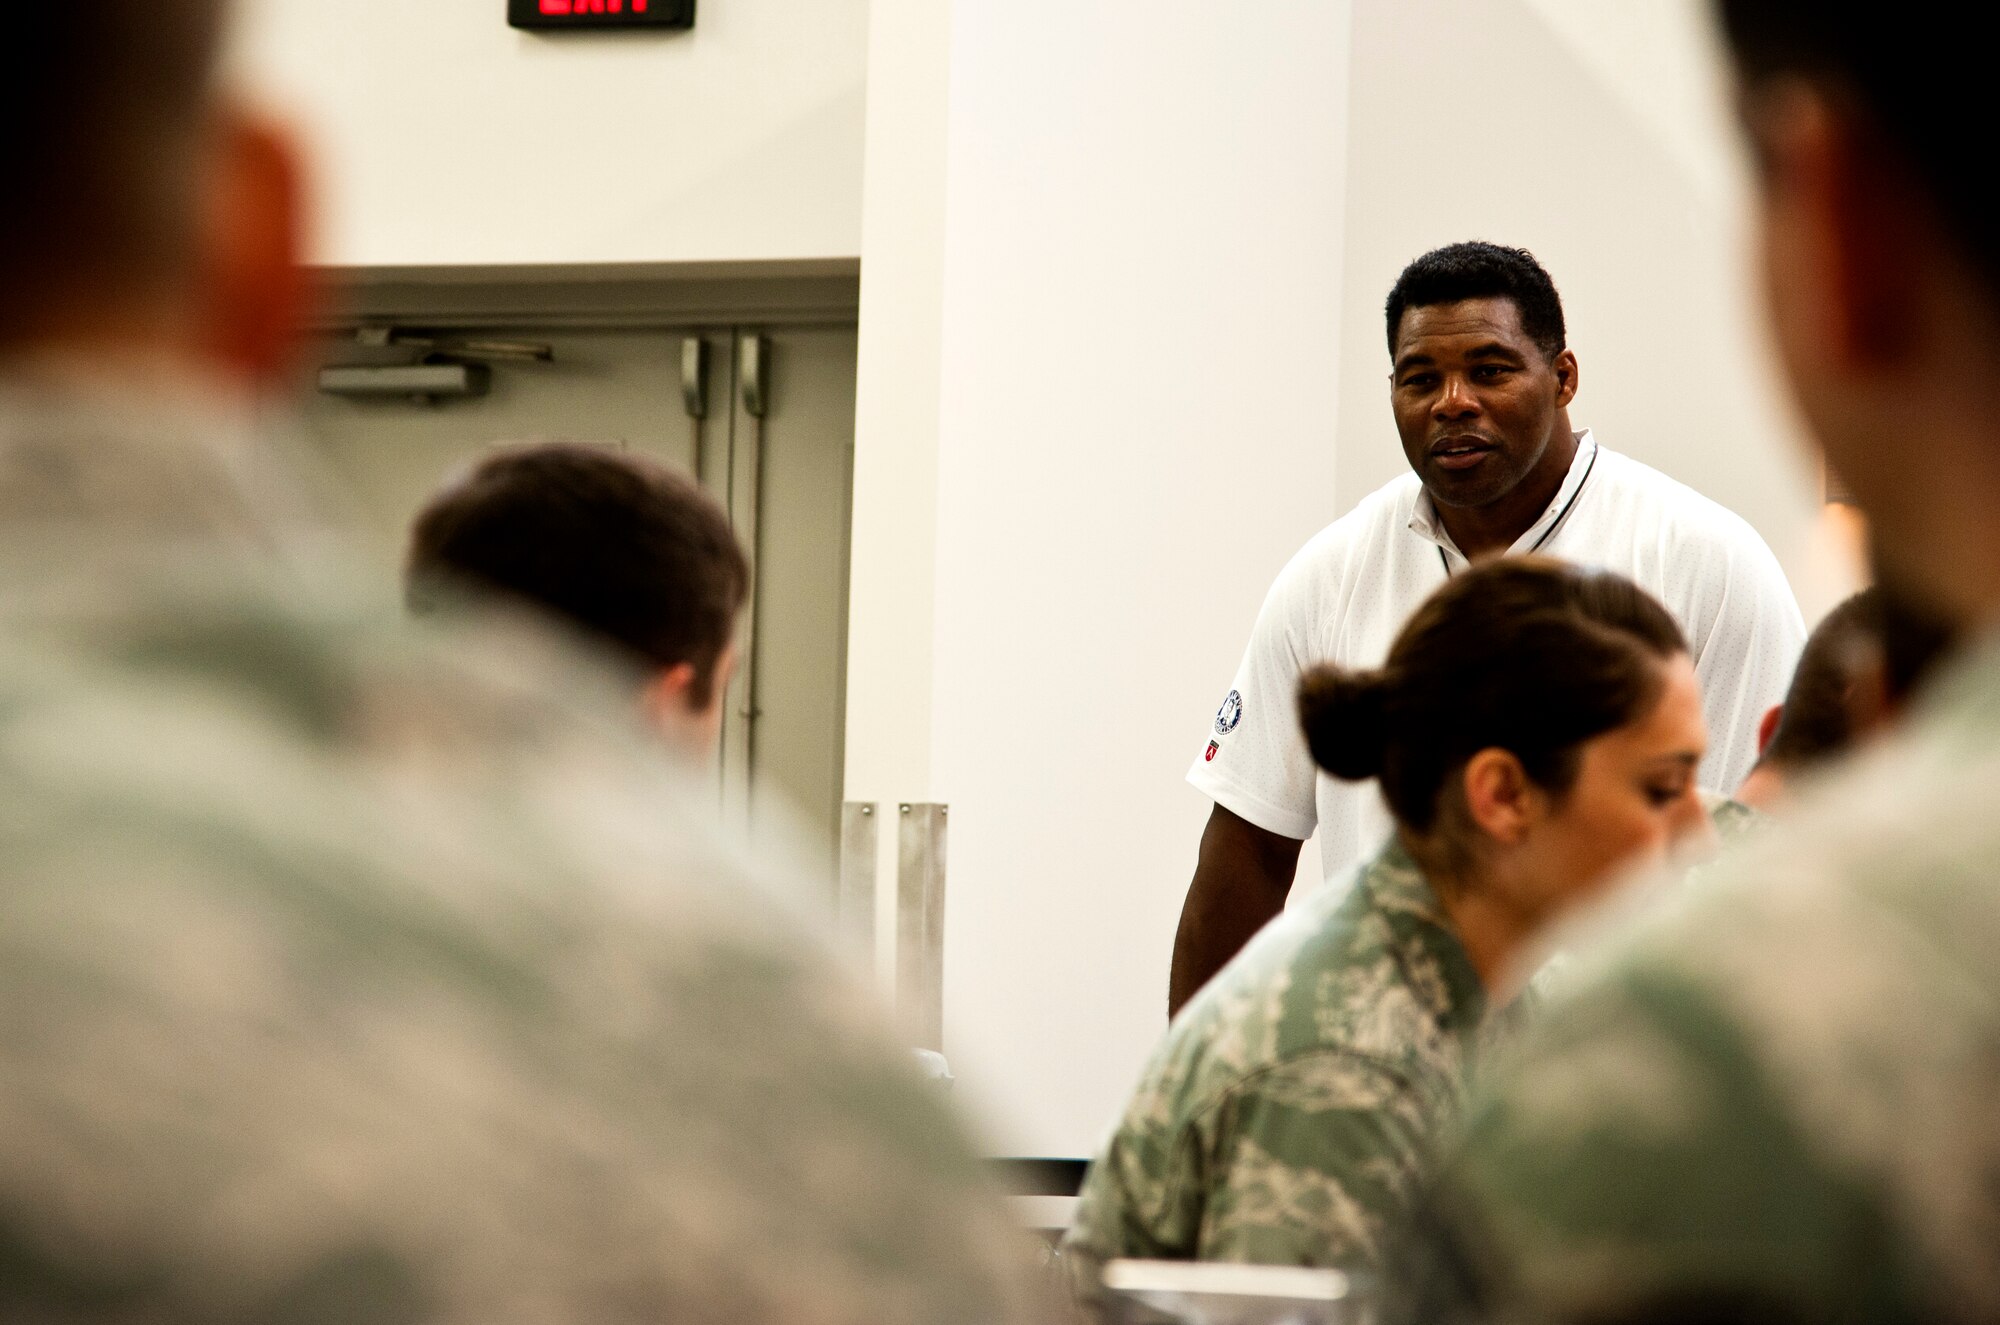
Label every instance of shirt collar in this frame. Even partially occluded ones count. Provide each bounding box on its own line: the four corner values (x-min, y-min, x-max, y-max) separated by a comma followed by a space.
1408, 428, 1598, 564
1355, 838, 1487, 1042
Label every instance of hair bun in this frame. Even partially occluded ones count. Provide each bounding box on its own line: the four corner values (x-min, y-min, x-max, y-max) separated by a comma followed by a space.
1297, 665, 1393, 782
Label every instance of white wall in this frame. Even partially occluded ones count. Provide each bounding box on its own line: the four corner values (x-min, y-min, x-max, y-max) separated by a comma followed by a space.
1332, 0, 1855, 618
845, 0, 951, 812
846, 0, 955, 992
847, 0, 1856, 1162
923, 3, 1354, 1157
231, 0, 868, 267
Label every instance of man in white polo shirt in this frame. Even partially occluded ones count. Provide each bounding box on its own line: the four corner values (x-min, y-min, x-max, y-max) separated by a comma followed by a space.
1169, 241, 1804, 1014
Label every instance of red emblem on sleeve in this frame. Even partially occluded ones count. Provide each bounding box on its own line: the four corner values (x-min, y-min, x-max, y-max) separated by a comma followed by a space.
1205, 741, 1220, 762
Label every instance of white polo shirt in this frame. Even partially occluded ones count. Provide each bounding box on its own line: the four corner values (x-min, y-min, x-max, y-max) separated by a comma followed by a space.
1189, 431, 1805, 884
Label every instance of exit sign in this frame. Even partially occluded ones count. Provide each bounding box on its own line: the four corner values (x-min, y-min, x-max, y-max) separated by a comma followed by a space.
508, 0, 695, 29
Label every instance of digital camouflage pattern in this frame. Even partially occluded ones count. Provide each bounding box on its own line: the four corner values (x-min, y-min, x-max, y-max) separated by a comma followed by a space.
0, 377, 1035, 1325
1394, 638, 2000, 1325
1065, 840, 1498, 1306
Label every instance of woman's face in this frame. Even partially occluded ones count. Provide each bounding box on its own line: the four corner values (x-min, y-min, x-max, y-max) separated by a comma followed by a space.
1505, 652, 1711, 921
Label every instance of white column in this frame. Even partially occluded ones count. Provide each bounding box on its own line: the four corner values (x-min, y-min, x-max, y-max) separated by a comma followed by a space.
925, 1, 1355, 1157
846, 0, 957, 997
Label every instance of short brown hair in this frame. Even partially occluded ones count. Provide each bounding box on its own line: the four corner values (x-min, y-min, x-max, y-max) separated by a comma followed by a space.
0, 1, 228, 343
407, 444, 750, 705
1299, 557, 1686, 835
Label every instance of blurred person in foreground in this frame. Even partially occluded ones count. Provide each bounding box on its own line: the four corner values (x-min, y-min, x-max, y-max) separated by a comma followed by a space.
407, 442, 747, 761
1064, 559, 1710, 1309
1388, 5, 2000, 1322
0, 5, 1031, 1323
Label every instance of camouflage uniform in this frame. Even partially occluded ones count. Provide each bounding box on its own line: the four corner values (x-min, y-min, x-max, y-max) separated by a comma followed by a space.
1393, 640, 2000, 1324
1065, 840, 1498, 1306
0, 377, 1034, 1325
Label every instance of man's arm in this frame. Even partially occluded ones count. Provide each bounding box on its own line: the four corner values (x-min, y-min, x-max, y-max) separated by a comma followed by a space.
1168, 804, 1303, 1016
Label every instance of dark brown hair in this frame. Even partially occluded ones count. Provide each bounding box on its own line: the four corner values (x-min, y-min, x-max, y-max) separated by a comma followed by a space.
1298, 558, 1686, 834
0, 1, 228, 342
407, 443, 749, 705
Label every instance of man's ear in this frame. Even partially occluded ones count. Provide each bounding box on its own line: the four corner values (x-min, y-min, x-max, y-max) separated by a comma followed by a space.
642, 662, 700, 722
1551, 348, 1580, 409
1756, 703, 1784, 757
193, 103, 310, 387
1460, 748, 1537, 847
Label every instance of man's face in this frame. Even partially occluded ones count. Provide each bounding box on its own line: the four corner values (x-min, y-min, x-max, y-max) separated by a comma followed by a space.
1390, 298, 1578, 509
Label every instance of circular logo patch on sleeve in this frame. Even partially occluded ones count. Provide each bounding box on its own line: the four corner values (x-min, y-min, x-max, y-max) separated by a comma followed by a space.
1213, 689, 1243, 736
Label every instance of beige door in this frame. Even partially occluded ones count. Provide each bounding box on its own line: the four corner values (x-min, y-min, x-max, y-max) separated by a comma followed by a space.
293, 323, 856, 879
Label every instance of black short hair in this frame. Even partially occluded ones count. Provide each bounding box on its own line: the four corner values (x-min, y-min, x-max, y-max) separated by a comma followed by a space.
1717, 3, 2000, 306
1384, 242, 1567, 359
407, 443, 749, 705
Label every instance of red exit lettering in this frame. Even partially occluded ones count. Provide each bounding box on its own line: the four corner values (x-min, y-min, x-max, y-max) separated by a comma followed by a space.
535, 0, 653, 17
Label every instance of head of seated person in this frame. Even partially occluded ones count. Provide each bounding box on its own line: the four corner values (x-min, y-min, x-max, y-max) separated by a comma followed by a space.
1734, 585, 1958, 811
1301, 556, 1711, 988
405, 442, 748, 760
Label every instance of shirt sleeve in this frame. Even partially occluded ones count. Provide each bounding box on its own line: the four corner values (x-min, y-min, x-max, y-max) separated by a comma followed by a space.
1187, 549, 1326, 840
1680, 517, 1805, 795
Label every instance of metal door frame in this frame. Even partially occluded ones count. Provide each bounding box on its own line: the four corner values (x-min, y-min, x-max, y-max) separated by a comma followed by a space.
306, 258, 859, 334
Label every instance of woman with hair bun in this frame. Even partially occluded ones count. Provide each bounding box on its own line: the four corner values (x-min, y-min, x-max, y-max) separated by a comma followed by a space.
1066, 557, 1713, 1298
